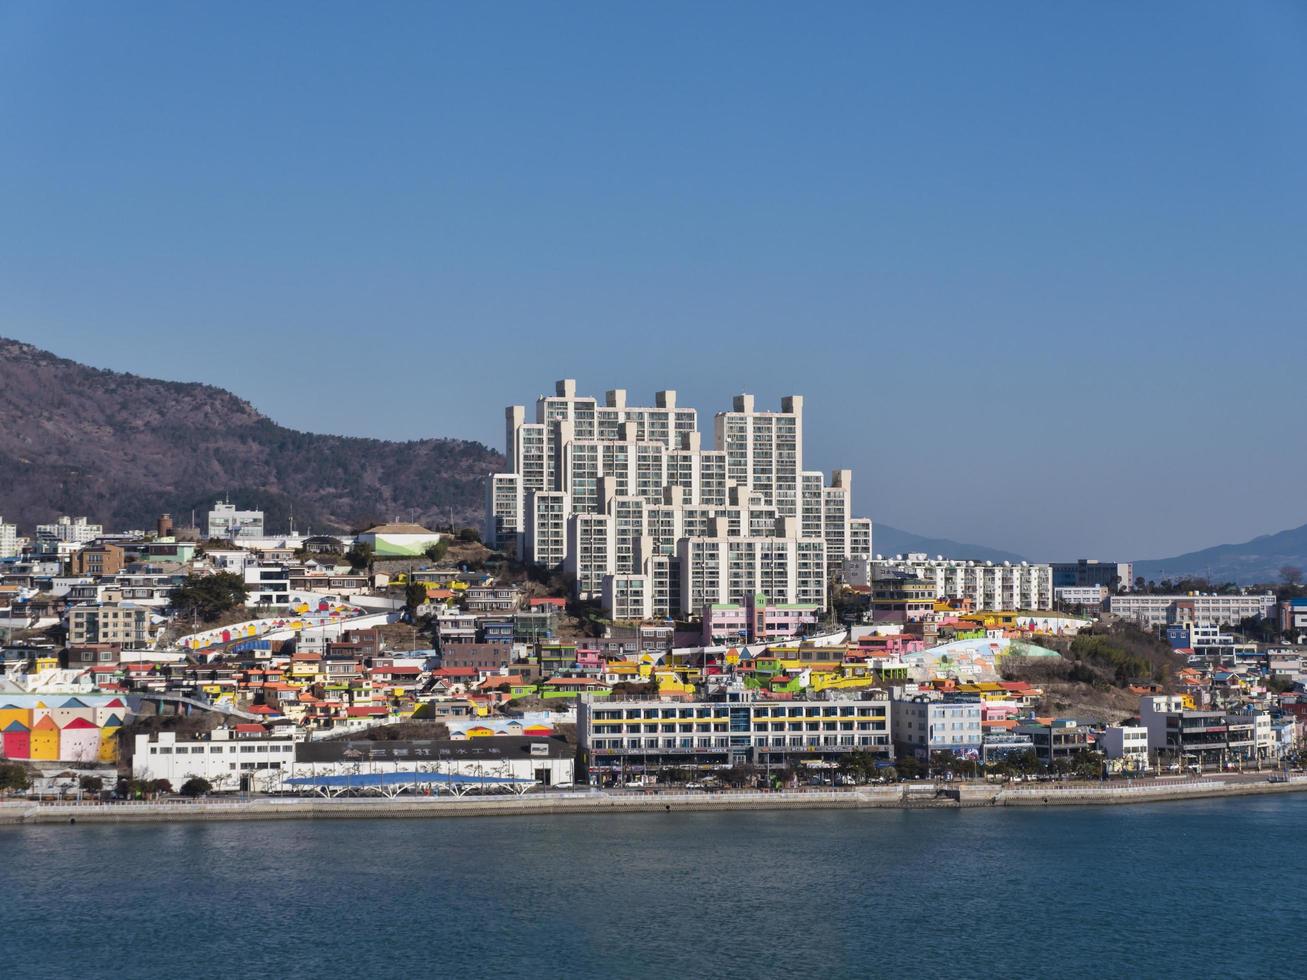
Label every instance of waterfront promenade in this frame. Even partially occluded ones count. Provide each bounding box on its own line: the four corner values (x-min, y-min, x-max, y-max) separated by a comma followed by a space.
4, 774, 1307, 824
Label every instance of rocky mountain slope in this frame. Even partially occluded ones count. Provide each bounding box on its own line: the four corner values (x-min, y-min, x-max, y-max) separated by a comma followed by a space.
0, 338, 503, 534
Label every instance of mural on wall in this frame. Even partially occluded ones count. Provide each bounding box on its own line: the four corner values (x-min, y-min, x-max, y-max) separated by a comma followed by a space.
0, 696, 131, 763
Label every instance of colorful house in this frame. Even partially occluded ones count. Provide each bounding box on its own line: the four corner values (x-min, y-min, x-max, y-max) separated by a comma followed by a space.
59, 717, 102, 763
0, 704, 30, 732
99, 713, 124, 763
51, 697, 97, 730
94, 698, 129, 727
29, 715, 60, 761
2, 720, 30, 759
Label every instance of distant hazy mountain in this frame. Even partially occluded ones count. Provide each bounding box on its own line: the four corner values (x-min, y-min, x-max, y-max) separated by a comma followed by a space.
0, 338, 503, 533
1133, 523, 1307, 586
872, 523, 1026, 563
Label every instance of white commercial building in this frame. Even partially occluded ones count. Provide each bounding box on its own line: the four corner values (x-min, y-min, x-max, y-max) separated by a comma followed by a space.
1108, 593, 1277, 628
135, 729, 575, 793
891, 696, 984, 758
870, 554, 1053, 611
578, 696, 893, 775
134, 728, 300, 793
207, 502, 265, 540
1097, 725, 1151, 772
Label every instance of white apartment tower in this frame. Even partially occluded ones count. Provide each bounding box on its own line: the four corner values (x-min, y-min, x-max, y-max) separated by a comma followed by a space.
0, 516, 17, 559
487, 381, 873, 621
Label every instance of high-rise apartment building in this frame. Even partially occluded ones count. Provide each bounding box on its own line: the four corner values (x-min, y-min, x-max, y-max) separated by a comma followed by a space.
0, 516, 17, 559
487, 381, 872, 622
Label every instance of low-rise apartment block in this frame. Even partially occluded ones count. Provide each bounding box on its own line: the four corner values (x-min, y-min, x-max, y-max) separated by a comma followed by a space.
869, 554, 1053, 611
66, 601, 152, 647
1108, 593, 1277, 628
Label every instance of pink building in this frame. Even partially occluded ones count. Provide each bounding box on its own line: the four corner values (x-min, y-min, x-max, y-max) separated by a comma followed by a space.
852, 634, 926, 657
703, 594, 819, 645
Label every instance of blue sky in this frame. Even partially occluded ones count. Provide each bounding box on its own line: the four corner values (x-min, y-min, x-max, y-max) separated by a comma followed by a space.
3, 2, 1305, 560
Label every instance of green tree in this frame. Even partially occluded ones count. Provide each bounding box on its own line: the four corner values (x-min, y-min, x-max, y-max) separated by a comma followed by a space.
404, 580, 429, 612
0, 763, 32, 793
169, 572, 249, 621
345, 541, 374, 570
150, 778, 173, 796
894, 754, 924, 779
78, 775, 104, 793
180, 776, 212, 798
424, 539, 449, 562
456, 527, 481, 543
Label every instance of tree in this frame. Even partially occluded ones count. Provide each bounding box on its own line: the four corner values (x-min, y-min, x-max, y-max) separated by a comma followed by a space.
1281, 565, 1304, 588
424, 539, 449, 562
404, 580, 429, 612
78, 775, 104, 793
0, 763, 31, 793
894, 754, 924, 779
169, 572, 249, 622
180, 776, 212, 798
150, 778, 173, 796
345, 541, 374, 571
720, 764, 758, 788
456, 527, 481, 543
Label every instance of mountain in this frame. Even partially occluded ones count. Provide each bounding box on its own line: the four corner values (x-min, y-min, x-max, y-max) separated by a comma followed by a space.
1133, 523, 1307, 586
872, 523, 1026, 564
0, 338, 504, 534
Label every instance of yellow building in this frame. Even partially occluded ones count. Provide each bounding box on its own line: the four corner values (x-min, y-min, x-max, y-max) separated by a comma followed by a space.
654, 672, 693, 696
29, 715, 61, 761
0, 705, 31, 732
98, 713, 124, 763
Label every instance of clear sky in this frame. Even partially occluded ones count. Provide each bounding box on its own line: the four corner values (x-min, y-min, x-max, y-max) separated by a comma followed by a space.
3, 2, 1305, 561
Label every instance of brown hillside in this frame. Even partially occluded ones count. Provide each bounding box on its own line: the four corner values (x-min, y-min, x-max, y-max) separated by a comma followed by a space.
0, 338, 503, 533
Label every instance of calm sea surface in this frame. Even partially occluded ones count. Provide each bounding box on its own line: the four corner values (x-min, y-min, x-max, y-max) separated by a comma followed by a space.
3, 795, 1304, 979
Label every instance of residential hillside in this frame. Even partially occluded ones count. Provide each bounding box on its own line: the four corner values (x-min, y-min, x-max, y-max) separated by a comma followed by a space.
1134, 523, 1307, 586
0, 338, 504, 533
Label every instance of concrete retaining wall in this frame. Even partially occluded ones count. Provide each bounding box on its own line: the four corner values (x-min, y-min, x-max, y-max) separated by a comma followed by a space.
4, 778, 1305, 825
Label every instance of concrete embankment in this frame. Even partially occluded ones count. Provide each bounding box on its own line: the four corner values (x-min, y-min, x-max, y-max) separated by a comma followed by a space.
3, 778, 1306, 825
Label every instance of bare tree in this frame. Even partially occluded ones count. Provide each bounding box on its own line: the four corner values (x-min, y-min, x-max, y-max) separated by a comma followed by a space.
1280, 565, 1304, 587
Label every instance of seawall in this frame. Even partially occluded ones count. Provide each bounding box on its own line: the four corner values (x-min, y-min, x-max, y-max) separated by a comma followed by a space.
3, 776, 1307, 825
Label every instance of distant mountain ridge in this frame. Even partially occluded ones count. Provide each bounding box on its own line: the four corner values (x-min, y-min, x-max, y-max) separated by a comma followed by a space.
872, 524, 1026, 564
1133, 523, 1307, 586
0, 338, 503, 533
10, 338, 1237, 570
